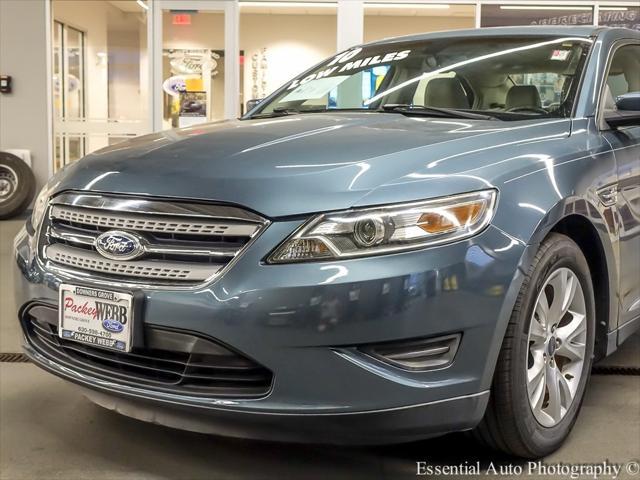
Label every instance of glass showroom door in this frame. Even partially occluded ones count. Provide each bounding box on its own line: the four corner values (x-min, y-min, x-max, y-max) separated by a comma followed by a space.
52, 20, 86, 170
51, 0, 151, 172
155, 1, 236, 130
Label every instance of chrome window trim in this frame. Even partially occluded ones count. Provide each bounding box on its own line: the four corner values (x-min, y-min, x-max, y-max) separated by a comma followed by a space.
595, 39, 640, 131
38, 191, 271, 291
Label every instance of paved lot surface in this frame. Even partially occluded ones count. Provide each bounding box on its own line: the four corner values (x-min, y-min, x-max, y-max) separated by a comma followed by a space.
1, 217, 639, 480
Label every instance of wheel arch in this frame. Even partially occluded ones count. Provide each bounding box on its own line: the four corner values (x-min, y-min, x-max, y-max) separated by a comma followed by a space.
481, 195, 618, 392
522, 195, 617, 360
547, 214, 613, 361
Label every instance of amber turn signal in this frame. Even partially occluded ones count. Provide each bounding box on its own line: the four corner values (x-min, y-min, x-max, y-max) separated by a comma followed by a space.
417, 202, 483, 234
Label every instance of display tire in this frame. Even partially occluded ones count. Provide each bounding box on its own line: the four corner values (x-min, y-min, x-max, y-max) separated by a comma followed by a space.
0, 151, 36, 219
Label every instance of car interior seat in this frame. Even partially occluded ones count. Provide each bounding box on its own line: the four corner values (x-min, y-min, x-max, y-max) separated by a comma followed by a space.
504, 85, 542, 110
423, 77, 471, 109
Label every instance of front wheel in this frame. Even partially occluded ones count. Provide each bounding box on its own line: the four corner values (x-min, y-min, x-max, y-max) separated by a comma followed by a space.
473, 233, 595, 458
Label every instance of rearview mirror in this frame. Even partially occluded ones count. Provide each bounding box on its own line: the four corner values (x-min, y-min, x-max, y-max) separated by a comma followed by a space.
246, 98, 264, 112
604, 92, 640, 128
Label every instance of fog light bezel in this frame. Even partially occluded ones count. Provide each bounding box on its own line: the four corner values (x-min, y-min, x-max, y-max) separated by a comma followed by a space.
359, 333, 461, 372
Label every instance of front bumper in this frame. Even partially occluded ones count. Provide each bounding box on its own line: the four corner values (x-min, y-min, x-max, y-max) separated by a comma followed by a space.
14, 219, 527, 443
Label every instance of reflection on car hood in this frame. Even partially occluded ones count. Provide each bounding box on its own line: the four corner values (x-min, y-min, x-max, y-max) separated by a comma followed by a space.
54, 113, 570, 217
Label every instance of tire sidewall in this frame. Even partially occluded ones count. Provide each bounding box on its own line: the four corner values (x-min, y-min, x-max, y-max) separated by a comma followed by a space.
0, 152, 36, 219
510, 235, 596, 456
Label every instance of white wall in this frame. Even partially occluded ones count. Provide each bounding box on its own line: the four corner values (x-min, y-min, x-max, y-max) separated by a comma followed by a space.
0, 0, 50, 191
363, 15, 475, 43
240, 13, 337, 103
107, 7, 146, 121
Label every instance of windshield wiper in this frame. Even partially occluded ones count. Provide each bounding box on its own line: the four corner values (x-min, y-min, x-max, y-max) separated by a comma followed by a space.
248, 107, 369, 119
380, 104, 495, 120
248, 107, 298, 119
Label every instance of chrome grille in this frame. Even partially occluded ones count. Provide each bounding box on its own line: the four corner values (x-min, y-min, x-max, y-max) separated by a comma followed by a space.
50, 205, 258, 236
41, 193, 268, 285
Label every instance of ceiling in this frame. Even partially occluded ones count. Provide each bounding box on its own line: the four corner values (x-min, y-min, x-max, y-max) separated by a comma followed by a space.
240, 5, 337, 15
108, 0, 146, 13
364, 4, 474, 16
108, 1, 474, 17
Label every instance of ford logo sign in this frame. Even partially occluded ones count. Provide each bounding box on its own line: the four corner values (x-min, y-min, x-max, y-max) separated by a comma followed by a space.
102, 318, 124, 333
95, 230, 144, 261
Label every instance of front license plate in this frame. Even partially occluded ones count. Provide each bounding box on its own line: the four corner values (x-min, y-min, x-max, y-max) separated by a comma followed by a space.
59, 284, 134, 352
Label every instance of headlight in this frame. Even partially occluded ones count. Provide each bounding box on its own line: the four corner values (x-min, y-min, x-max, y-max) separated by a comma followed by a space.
29, 184, 51, 233
267, 189, 497, 263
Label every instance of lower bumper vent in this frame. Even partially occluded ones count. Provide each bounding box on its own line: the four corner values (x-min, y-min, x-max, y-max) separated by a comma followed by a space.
22, 303, 273, 398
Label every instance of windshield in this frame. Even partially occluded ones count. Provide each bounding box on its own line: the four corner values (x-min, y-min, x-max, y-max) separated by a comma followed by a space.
250, 35, 592, 120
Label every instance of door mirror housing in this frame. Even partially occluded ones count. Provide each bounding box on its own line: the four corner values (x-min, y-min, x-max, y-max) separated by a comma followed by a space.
246, 98, 264, 112
604, 92, 640, 128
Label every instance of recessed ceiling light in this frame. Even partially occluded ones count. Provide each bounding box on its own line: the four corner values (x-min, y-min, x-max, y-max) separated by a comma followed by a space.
240, 1, 337, 7
365, 3, 450, 9
500, 5, 592, 10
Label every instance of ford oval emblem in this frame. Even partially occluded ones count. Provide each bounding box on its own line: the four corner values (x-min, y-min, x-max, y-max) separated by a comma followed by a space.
95, 230, 144, 261
102, 318, 124, 333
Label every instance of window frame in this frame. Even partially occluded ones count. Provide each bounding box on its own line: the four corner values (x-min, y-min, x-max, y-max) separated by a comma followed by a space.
596, 39, 640, 131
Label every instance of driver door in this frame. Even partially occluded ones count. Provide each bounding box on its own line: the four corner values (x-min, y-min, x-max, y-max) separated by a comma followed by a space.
599, 42, 640, 334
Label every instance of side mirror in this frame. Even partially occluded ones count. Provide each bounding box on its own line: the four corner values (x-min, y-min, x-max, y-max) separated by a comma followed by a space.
246, 98, 264, 112
604, 91, 640, 128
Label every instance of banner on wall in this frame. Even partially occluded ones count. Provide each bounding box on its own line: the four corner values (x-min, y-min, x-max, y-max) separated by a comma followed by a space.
178, 91, 207, 128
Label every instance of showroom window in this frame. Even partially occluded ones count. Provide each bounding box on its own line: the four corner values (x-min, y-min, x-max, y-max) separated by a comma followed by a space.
161, 8, 227, 128
239, 1, 337, 114
363, 2, 475, 43
52, 21, 86, 170
45, 0, 640, 174
598, 5, 640, 28
480, 4, 594, 27
51, 0, 149, 171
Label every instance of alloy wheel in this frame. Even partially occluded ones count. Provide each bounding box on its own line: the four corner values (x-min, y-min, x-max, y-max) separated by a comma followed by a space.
526, 267, 587, 428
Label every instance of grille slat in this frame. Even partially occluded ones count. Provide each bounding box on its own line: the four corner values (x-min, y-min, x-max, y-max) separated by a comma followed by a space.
46, 244, 219, 282
42, 194, 267, 285
51, 205, 260, 237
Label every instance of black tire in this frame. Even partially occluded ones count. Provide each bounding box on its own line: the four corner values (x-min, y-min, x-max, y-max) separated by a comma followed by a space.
0, 151, 36, 219
472, 233, 596, 458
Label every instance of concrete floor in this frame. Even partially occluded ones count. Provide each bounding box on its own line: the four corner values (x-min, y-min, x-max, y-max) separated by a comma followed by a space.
1, 217, 639, 480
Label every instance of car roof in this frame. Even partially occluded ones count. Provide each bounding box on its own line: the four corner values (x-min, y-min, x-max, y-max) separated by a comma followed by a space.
364, 25, 621, 46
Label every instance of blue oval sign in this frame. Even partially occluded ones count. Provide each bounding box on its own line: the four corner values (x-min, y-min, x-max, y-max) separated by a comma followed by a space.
95, 230, 143, 260
102, 318, 124, 333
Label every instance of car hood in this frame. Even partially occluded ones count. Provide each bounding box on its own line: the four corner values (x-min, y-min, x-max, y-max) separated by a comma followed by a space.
54, 113, 570, 218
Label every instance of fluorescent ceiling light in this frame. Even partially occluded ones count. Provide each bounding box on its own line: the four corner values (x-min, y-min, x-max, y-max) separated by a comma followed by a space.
240, 2, 337, 7
500, 5, 592, 10
136, 0, 149, 10
365, 3, 450, 8
600, 6, 628, 10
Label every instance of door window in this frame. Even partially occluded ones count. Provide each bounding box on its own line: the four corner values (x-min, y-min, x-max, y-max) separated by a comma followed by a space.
602, 44, 640, 112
